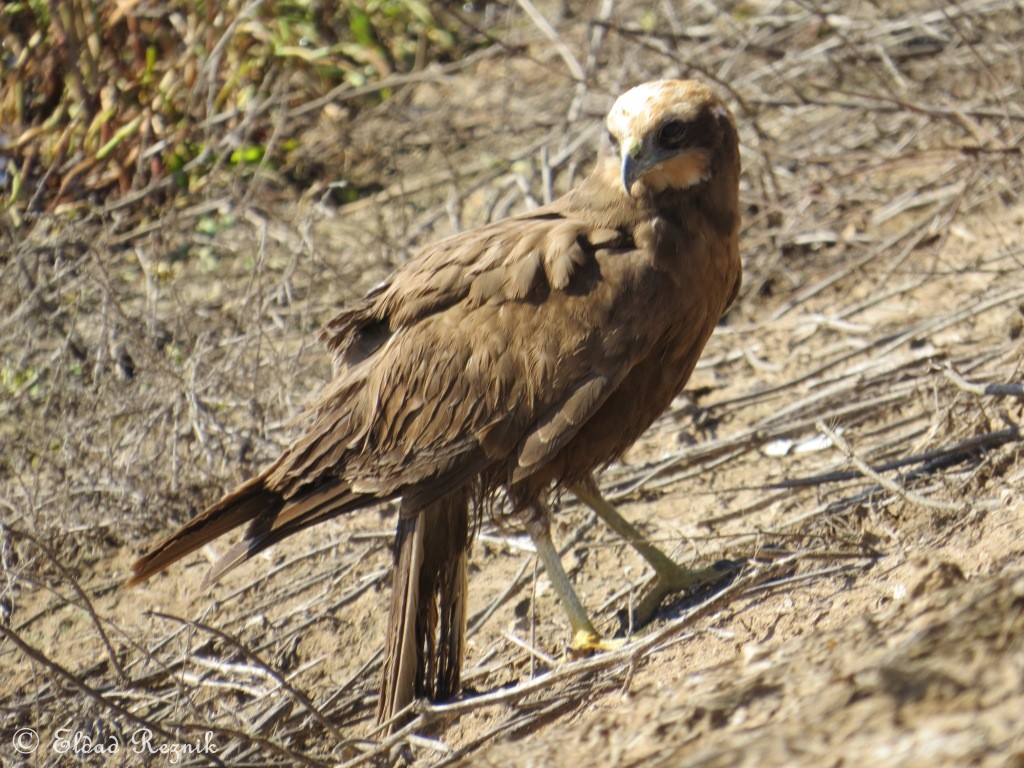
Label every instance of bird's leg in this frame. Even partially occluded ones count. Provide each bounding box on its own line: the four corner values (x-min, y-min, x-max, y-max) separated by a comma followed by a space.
571, 474, 725, 628
523, 504, 622, 653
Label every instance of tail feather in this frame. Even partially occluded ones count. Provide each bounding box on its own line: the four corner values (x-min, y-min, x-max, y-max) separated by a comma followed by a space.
377, 490, 469, 730
126, 474, 284, 587
127, 471, 375, 587
200, 480, 369, 586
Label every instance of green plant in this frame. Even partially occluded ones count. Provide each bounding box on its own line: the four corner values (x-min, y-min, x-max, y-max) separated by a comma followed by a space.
0, 0, 476, 223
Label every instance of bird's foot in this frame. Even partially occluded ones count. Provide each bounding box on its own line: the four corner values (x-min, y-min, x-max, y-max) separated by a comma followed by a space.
567, 628, 627, 657
630, 560, 741, 628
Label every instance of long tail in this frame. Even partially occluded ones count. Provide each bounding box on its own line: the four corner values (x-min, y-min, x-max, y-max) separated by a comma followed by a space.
127, 467, 374, 587
377, 490, 470, 731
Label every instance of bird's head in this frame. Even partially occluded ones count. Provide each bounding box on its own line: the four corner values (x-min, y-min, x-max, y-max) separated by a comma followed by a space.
606, 80, 737, 198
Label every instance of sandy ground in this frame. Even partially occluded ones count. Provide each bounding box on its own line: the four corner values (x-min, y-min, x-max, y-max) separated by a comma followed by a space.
2, 2, 1023, 766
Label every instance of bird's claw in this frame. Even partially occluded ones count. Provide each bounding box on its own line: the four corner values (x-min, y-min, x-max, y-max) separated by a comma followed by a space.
631, 560, 742, 628
568, 628, 627, 657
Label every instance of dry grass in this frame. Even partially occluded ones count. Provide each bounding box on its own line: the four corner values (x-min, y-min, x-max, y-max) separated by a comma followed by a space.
2, 0, 1024, 766
0, 0, 484, 224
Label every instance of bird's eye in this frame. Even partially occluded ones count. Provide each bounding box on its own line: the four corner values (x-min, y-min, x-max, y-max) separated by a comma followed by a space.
657, 119, 689, 148
607, 130, 620, 151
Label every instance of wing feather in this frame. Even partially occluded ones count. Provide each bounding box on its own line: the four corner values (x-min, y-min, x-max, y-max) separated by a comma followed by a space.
512, 372, 618, 483
275, 172, 671, 510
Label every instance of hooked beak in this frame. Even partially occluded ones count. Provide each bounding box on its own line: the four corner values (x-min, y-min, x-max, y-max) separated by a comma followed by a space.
620, 137, 643, 196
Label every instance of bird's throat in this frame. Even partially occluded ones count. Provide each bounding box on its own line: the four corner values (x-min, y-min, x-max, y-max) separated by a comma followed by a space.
641, 150, 711, 193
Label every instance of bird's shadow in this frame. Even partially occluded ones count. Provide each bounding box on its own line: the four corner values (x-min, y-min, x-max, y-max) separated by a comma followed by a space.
613, 557, 746, 636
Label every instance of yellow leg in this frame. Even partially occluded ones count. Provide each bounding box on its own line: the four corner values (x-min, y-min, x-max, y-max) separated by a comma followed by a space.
571, 474, 726, 627
524, 505, 623, 653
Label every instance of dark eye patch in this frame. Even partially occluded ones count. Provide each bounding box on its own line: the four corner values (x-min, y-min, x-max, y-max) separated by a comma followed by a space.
656, 107, 723, 152
656, 119, 690, 148
607, 130, 620, 151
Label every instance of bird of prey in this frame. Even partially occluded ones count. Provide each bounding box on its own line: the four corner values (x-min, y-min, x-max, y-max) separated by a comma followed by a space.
128, 79, 742, 729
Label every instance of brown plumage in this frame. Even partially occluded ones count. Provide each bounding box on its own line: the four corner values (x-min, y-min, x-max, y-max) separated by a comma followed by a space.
128, 79, 741, 728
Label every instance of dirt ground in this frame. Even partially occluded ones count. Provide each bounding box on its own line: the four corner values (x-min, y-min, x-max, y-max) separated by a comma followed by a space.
2, 1, 1023, 766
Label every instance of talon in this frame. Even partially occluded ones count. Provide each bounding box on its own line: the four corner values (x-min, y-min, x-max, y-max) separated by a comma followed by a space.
569, 629, 627, 655
631, 561, 741, 628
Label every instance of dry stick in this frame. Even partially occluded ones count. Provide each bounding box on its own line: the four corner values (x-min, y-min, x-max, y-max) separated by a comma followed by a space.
706, 352, 941, 468
216, 544, 368, 624
177, 670, 268, 699
122, 636, 218, 714
778, 484, 894, 535
467, 517, 595, 638
0, 622, 225, 767
199, 0, 267, 139
408, 732, 452, 755
401, 110, 597, 235
742, 562, 868, 597
701, 489, 797, 532
343, 707, 442, 767
809, 76, 1014, 146
549, 122, 605, 167
773, 426, 1022, 489
765, 210, 939, 325
163, 719, 333, 768
317, 646, 382, 715
942, 367, 1024, 401
219, 552, 355, 613
248, 697, 297, 736
539, 145, 554, 205
346, 565, 789, 768
942, 3, 1017, 134
637, 446, 749, 496
114, 194, 222, 241
338, 130, 565, 216
567, 0, 615, 122
874, 173, 973, 285
515, 0, 585, 82
397, 120, 600, 248
786, 11, 1010, 112
611, 388, 909, 501
152, 612, 347, 746
468, 557, 532, 636
748, 87, 1023, 124
431, 560, 790, 719
725, 349, 934, 434
252, 568, 387, 653
706, 324, 902, 415
8, 526, 129, 683
234, 654, 328, 714
289, 45, 504, 119
816, 421, 973, 514
502, 630, 558, 668
875, 285, 1024, 360
714, 279, 1024, 418
428, 698, 572, 768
